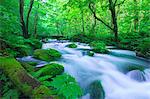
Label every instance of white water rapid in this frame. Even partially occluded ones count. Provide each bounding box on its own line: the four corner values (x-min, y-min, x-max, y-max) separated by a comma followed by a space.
18, 40, 150, 99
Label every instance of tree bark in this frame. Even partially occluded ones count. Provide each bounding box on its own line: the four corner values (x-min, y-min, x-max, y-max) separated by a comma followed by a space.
19, 0, 28, 38
33, 3, 39, 38
89, 2, 113, 31
133, 0, 139, 32
109, 0, 119, 44
81, 10, 85, 33
26, 0, 34, 35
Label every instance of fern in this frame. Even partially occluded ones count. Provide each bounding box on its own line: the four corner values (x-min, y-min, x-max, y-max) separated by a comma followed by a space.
0, 70, 20, 98
38, 75, 52, 82
49, 73, 83, 99
3, 89, 19, 99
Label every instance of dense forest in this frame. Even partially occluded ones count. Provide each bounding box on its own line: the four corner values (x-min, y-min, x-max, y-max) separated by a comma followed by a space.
0, 0, 150, 99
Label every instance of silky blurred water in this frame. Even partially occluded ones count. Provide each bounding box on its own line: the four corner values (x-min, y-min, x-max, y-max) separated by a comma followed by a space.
18, 40, 150, 99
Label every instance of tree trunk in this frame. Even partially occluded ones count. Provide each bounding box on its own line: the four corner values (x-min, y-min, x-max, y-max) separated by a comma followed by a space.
26, 0, 34, 35
109, 0, 118, 44
81, 10, 85, 33
19, 0, 28, 38
33, 3, 39, 38
0, 57, 56, 98
133, 0, 139, 32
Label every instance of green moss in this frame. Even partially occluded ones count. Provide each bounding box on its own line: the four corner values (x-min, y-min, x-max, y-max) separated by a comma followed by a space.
34, 63, 64, 78
33, 49, 61, 62
89, 80, 105, 99
26, 62, 38, 66
66, 43, 77, 48
0, 57, 42, 96
127, 66, 145, 71
87, 51, 94, 56
20, 62, 35, 73
32, 85, 53, 98
90, 41, 108, 53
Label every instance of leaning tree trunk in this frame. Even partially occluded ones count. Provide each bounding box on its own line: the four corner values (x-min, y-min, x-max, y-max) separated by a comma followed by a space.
109, 0, 118, 44
0, 57, 56, 98
19, 0, 28, 38
33, 3, 39, 38
26, 0, 34, 35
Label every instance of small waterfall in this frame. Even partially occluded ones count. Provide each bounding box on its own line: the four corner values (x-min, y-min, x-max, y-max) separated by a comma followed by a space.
19, 40, 150, 99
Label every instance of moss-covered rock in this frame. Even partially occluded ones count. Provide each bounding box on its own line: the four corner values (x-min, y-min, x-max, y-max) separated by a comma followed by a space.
34, 63, 64, 78
90, 41, 108, 54
33, 49, 61, 62
66, 43, 77, 48
89, 80, 105, 99
127, 66, 145, 71
87, 51, 94, 56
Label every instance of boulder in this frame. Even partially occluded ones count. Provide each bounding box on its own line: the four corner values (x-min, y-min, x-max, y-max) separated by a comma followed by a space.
89, 80, 105, 99
33, 49, 61, 62
66, 43, 77, 48
34, 63, 64, 78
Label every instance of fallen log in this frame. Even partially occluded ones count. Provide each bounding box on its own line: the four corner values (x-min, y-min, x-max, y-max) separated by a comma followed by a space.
0, 57, 55, 98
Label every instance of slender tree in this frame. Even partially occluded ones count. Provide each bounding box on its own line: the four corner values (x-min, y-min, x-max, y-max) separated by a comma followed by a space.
19, 0, 28, 38
133, 0, 139, 32
33, 3, 39, 38
26, 0, 34, 34
19, 0, 34, 38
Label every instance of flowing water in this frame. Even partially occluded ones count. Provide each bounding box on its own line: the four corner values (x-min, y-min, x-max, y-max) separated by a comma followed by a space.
18, 40, 150, 99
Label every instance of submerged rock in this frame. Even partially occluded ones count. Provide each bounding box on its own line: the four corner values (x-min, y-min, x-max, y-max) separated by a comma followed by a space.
66, 43, 77, 48
89, 80, 105, 99
33, 49, 61, 62
127, 70, 146, 82
127, 65, 145, 71
87, 51, 94, 56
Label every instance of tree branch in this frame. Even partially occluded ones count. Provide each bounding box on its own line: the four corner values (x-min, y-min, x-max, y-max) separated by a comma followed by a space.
89, 2, 113, 31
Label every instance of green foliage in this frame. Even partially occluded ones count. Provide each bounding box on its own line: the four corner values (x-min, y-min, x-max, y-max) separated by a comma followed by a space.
66, 43, 77, 48
32, 85, 54, 98
70, 33, 92, 43
0, 70, 20, 98
33, 49, 62, 62
136, 38, 150, 58
49, 73, 83, 99
0, 34, 42, 57
90, 41, 108, 53
3, 89, 19, 99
